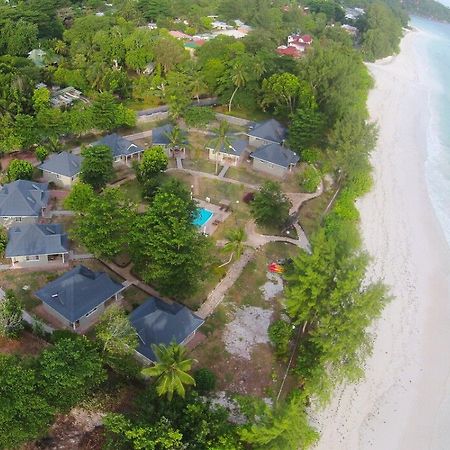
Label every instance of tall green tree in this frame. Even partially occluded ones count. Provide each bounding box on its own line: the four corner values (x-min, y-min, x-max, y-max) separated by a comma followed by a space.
63, 182, 94, 213
0, 290, 23, 338
285, 230, 389, 400
71, 188, 137, 259
96, 305, 138, 356
208, 121, 232, 174
37, 337, 107, 411
240, 393, 319, 450
0, 355, 53, 450
142, 343, 195, 400
250, 181, 291, 230
228, 59, 248, 112
80, 144, 113, 190
132, 189, 208, 298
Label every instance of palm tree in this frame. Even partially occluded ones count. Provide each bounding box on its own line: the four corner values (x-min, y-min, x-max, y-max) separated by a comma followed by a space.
220, 227, 247, 267
54, 40, 67, 56
191, 76, 207, 104
142, 342, 195, 400
208, 121, 232, 174
164, 126, 186, 155
228, 60, 248, 112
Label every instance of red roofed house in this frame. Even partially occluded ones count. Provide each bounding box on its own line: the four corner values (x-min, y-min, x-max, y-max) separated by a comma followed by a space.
276, 46, 302, 58
169, 30, 191, 40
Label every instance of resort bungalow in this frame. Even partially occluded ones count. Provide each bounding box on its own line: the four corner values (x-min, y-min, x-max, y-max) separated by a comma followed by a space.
129, 297, 204, 363
39, 151, 82, 187
34, 265, 126, 330
246, 119, 287, 147
250, 143, 299, 178
97, 133, 144, 165
206, 137, 248, 167
151, 124, 186, 158
5, 223, 69, 267
151, 124, 173, 148
0, 180, 49, 227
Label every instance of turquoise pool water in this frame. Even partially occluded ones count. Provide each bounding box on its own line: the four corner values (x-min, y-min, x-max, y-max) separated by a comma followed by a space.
193, 208, 213, 227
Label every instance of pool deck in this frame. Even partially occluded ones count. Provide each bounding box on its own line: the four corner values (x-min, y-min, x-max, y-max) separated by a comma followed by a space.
195, 199, 231, 236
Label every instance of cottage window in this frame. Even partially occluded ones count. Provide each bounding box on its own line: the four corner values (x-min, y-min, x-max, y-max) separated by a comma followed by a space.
25, 255, 40, 261
14, 217, 22, 222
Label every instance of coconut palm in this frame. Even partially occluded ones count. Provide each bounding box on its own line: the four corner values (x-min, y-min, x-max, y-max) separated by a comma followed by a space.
165, 126, 185, 148
208, 121, 232, 174
191, 76, 207, 104
142, 342, 195, 400
228, 60, 248, 112
220, 227, 247, 267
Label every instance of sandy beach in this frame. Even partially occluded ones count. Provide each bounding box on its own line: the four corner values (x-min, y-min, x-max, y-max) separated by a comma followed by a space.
313, 30, 450, 450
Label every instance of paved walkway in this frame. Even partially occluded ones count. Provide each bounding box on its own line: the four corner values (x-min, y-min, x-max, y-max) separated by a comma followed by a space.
196, 248, 255, 319
22, 310, 54, 334
218, 165, 229, 178
176, 157, 183, 169
100, 259, 174, 303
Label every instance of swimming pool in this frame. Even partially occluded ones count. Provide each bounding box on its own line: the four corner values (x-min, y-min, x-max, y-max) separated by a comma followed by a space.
193, 208, 213, 227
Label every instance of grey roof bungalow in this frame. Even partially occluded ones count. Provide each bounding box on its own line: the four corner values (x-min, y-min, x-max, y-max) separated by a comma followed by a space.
6, 223, 69, 267
39, 151, 82, 187
247, 119, 287, 147
129, 297, 204, 362
0, 180, 49, 227
34, 265, 125, 330
151, 124, 174, 146
97, 133, 144, 164
251, 143, 299, 178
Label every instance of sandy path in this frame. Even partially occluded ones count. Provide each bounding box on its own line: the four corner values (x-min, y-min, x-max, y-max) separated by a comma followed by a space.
312, 30, 450, 450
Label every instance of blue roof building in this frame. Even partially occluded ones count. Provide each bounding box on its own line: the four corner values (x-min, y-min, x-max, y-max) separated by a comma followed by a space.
39, 151, 82, 187
96, 134, 144, 164
0, 180, 49, 227
6, 223, 69, 267
129, 297, 204, 362
34, 265, 125, 330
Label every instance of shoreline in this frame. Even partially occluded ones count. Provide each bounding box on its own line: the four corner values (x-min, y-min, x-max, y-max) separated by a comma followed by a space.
312, 28, 450, 449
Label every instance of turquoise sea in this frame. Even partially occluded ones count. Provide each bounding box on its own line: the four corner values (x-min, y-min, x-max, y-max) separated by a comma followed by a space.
411, 15, 450, 247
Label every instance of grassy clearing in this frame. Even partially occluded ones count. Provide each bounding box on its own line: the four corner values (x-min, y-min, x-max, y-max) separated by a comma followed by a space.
183, 158, 217, 174
225, 165, 271, 186
214, 105, 270, 122
120, 178, 143, 204
122, 285, 149, 312
224, 242, 299, 310
299, 188, 335, 238
0, 270, 66, 310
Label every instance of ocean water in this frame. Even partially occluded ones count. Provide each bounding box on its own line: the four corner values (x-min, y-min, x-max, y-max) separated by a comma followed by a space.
411, 16, 450, 247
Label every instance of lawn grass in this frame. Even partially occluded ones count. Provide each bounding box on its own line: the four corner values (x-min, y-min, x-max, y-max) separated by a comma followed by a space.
183, 158, 217, 174
299, 188, 336, 238
120, 178, 143, 204
0, 270, 66, 310
225, 166, 271, 186
224, 242, 299, 310
122, 285, 149, 312
214, 105, 270, 122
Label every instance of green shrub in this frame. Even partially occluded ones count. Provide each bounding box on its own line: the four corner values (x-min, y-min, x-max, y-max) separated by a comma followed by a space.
268, 320, 294, 358
298, 165, 321, 193
183, 106, 215, 127
194, 368, 217, 393
6, 159, 33, 181
35, 146, 49, 163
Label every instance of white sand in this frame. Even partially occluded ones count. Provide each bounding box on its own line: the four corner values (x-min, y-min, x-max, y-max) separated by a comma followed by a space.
313, 31, 450, 450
